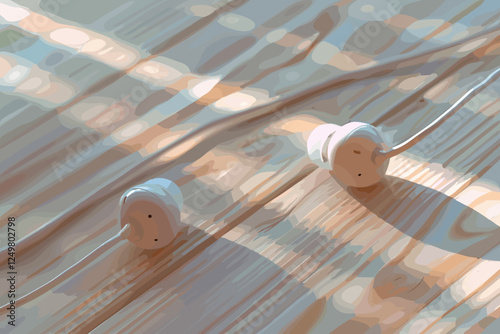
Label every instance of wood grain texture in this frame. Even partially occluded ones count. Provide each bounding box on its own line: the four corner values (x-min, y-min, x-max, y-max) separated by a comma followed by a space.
0, 0, 499, 333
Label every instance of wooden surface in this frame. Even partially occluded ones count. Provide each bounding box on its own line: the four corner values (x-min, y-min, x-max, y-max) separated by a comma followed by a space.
0, 0, 499, 333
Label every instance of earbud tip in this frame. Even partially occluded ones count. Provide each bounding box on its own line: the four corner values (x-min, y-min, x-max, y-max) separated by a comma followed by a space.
307, 123, 340, 170
307, 122, 389, 188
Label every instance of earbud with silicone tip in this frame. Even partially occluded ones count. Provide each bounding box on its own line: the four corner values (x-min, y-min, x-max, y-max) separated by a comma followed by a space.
307, 122, 389, 188
120, 178, 183, 249
0, 178, 183, 312
308, 67, 500, 188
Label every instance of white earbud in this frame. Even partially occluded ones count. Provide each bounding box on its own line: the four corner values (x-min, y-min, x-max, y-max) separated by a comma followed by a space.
308, 67, 500, 188
119, 178, 183, 249
1, 178, 183, 312
307, 122, 389, 188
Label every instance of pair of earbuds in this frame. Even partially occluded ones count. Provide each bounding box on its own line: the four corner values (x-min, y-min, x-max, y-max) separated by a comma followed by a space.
4, 67, 500, 312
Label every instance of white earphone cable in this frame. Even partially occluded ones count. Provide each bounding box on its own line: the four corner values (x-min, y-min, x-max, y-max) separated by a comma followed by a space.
0, 224, 130, 314
382, 67, 500, 158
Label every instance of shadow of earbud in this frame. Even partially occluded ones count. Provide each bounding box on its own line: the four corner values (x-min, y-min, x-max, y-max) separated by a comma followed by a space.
345, 176, 500, 261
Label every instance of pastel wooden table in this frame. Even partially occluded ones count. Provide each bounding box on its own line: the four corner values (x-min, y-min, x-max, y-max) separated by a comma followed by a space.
0, 0, 499, 333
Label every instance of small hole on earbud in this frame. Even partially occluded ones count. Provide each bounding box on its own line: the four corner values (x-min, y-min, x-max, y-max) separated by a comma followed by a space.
154, 239, 158, 241
148, 215, 152, 218
353, 150, 361, 154
358, 173, 362, 176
